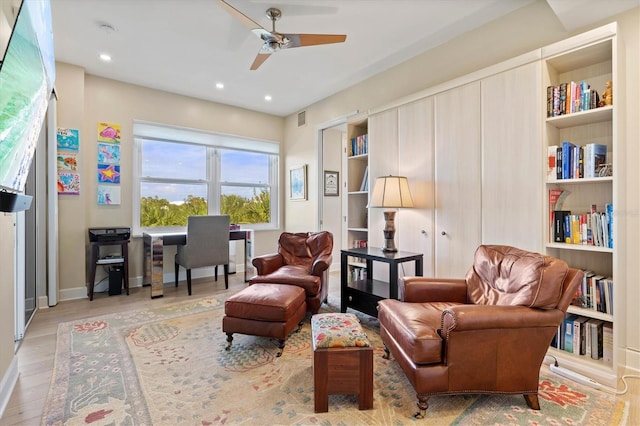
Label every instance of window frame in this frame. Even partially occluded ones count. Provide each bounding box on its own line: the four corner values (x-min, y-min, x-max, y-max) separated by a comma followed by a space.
132, 122, 280, 236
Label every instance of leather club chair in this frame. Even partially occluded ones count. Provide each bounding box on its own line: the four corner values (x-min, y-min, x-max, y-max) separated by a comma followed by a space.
249, 231, 333, 313
377, 244, 583, 419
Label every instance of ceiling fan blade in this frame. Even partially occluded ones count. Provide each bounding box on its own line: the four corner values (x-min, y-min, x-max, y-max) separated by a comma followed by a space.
250, 53, 271, 70
285, 34, 347, 48
218, 0, 264, 31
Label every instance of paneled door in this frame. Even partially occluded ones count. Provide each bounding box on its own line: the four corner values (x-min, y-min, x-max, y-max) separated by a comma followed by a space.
398, 97, 435, 277
434, 82, 482, 277
481, 61, 542, 252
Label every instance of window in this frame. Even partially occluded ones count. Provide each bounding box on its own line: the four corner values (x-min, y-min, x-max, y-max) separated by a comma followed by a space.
133, 121, 279, 234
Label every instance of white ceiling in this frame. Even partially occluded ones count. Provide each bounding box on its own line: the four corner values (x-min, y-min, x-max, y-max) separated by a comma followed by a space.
49, 0, 638, 117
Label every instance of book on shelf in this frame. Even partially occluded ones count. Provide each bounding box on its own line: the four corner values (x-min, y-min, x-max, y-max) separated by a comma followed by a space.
359, 166, 369, 191
561, 141, 575, 179
584, 143, 607, 178
349, 134, 368, 156
551, 204, 613, 248
549, 188, 570, 242
352, 239, 368, 248
573, 316, 589, 355
573, 270, 614, 314
602, 323, 613, 364
563, 314, 577, 353
547, 145, 558, 181
546, 80, 601, 118
586, 319, 604, 360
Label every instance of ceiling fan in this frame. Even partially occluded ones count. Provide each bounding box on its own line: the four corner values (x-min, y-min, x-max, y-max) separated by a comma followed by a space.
218, 0, 347, 70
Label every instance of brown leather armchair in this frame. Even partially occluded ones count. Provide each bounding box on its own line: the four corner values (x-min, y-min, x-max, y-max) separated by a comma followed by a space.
377, 245, 583, 419
249, 231, 333, 313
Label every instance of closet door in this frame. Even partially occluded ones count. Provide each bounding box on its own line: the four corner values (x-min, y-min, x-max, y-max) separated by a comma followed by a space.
398, 97, 435, 277
481, 62, 542, 252
434, 82, 481, 277
368, 108, 398, 250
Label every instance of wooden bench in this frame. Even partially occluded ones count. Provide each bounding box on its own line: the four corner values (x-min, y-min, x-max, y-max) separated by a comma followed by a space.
311, 313, 373, 412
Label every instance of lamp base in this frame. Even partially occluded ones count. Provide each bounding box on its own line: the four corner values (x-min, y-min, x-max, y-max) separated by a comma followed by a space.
381, 211, 397, 252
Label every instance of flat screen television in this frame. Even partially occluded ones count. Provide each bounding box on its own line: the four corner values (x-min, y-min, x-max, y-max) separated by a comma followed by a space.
0, 0, 55, 208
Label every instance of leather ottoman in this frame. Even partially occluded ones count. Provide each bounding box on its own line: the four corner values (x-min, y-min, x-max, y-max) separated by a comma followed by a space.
223, 283, 306, 357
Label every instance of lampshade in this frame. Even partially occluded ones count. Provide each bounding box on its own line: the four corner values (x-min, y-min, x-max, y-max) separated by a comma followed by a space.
369, 176, 414, 208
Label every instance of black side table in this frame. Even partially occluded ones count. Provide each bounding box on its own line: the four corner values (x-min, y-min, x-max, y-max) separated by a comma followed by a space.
88, 240, 129, 301
341, 247, 423, 317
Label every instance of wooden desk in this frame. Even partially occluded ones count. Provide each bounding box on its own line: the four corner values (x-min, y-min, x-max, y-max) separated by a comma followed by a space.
340, 247, 423, 317
142, 229, 253, 298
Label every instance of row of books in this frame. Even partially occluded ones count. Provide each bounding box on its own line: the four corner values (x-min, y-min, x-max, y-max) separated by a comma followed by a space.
360, 166, 369, 191
546, 80, 600, 118
552, 315, 612, 363
572, 271, 614, 315
352, 239, 368, 248
348, 266, 367, 283
552, 205, 613, 248
349, 133, 368, 157
547, 142, 608, 181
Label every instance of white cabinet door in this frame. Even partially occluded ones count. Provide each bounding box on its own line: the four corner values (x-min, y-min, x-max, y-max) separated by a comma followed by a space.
398, 97, 435, 277
481, 62, 543, 252
434, 82, 482, 278
368, 109, 398, 250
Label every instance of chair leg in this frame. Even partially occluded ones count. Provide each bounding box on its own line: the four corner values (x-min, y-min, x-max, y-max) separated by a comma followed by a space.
382, 345, 391, 360
524, 394, 540, 410
414, 394, 430, 419
215, 265, 218, 281
223, 264, 229, 289
187, 269, 192, 296
175, 262, 179, 287
225, 333, 233, 350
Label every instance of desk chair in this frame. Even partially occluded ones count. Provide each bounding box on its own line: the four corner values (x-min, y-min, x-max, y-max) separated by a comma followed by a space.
175, 215, 230, 295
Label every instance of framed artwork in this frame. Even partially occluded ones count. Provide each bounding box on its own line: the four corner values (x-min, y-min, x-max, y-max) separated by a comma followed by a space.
324, 170, 339, 196
290, 165, 307, 201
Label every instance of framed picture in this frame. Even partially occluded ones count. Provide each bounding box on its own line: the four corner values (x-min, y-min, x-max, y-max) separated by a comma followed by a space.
324, 170, 339, 196
290, 165, 307, 200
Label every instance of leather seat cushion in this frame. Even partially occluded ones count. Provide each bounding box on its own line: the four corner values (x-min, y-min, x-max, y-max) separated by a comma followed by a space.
250, 265, 321, 295
225, 283, 306, 322
378, 299, 462, 364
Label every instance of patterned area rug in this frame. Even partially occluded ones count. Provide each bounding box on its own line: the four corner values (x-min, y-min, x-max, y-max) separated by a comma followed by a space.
42, 294, 627, 425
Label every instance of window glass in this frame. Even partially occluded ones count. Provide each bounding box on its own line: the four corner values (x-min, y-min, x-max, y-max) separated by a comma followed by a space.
221, 185, 270, 224
141, 140, 206, 180
220, 150, 269, 184
133, 124, 279, 233
140, 183, 207, 227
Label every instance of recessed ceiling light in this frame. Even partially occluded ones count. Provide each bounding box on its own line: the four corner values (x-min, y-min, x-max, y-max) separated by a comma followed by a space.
99, 53, 112, 62
264, 95, 272, 101
216, 82, 224, 89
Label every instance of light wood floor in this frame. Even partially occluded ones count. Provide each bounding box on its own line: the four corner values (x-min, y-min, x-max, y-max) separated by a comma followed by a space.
1, 273, 638, 425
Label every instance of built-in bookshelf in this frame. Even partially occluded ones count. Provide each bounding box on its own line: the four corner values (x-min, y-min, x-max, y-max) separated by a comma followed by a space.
542, 25, 622, 387
346, 116, 369, 281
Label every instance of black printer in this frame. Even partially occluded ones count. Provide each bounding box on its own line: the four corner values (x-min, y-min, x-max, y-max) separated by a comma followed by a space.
88, 227, 131, 242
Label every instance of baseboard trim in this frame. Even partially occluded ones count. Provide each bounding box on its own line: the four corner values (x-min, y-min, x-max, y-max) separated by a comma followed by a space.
624, 347, 640, 375
58, 265, 246, 302
0, 356, 19, 419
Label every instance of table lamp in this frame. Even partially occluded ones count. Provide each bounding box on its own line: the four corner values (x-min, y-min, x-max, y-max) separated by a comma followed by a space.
368, 175, 414, 252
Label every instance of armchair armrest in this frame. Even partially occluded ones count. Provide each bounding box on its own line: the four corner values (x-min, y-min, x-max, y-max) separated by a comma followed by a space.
252, 253, 285, 275
311, 254, 332, 276
441, 305, 564, 337
400, 277, 467, 303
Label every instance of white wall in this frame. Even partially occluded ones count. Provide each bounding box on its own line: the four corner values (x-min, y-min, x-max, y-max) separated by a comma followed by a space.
54, 64, 285, 298
282, 3, 640, 369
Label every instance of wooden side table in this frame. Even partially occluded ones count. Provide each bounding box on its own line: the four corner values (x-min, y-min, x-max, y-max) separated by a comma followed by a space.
340, 247, 423, 317
88, 240, 129, 301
